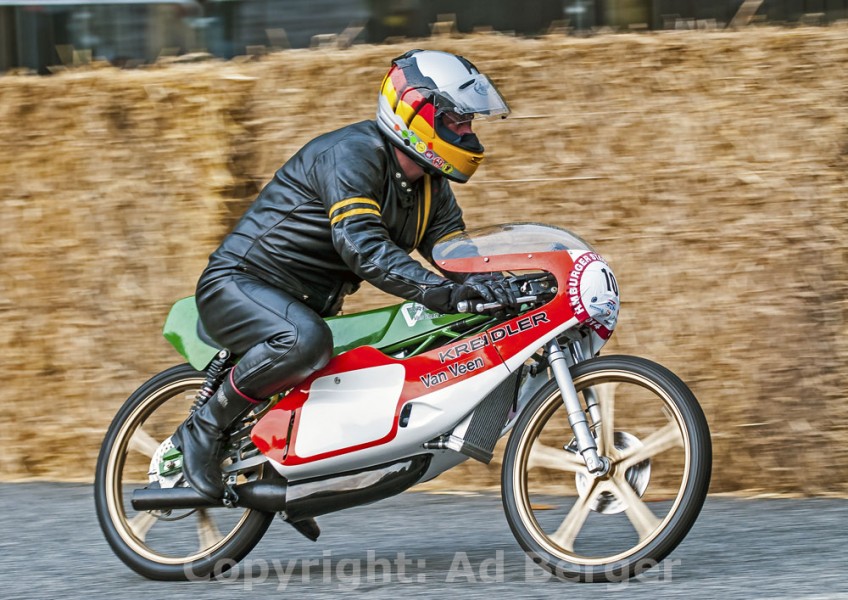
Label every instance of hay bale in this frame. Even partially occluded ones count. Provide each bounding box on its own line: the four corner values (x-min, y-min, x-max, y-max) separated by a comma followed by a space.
0, 27, 845, 495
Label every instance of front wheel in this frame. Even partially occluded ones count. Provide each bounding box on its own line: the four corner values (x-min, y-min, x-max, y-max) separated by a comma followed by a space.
501, 355, 711, 583
94, 364, 275, 580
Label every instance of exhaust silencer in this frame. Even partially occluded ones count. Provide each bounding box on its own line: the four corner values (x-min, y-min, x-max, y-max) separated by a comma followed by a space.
130, 455, 431, 517
131, 486, 222, 511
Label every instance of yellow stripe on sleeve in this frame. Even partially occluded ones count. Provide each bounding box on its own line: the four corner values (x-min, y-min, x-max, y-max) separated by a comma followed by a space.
328, 197, 380, 217
330, 208, 382, 226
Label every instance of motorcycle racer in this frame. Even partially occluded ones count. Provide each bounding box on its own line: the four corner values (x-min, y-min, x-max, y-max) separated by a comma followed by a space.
171, 49, 514, 502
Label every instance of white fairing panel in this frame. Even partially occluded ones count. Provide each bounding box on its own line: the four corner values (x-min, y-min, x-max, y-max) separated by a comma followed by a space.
277, 361, 513, 480
294, 363, 406, 458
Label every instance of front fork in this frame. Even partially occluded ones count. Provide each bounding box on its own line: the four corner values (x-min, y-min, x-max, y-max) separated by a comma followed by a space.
545, 339, 610, 476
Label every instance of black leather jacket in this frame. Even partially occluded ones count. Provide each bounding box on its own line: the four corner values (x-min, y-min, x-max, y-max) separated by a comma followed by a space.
201, 120, 465, 316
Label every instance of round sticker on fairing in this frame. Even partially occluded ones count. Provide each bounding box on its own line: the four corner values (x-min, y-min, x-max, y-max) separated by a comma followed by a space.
566, 251, 620, 339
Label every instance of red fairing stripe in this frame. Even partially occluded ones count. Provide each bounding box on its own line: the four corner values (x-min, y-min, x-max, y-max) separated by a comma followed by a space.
585, 318, 613, 340
251, 250, 580, 466
565, 251, 610, 324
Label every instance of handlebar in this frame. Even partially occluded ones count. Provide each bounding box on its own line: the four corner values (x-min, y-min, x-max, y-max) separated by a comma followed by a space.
457, 295, 538, 314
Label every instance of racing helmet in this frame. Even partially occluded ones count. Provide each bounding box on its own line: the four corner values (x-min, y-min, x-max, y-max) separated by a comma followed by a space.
376, 49, 510, 183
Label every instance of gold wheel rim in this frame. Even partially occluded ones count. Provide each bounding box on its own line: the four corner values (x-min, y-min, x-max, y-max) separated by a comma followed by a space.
511, 369, 691, 565
103, 377, 254, 565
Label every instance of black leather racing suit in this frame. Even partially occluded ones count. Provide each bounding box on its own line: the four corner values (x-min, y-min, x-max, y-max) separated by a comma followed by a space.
196, 120, 465, 400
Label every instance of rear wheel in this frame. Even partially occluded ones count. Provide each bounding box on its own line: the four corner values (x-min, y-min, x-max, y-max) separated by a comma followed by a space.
501, 355, 711, 582
94, 364, 275, 580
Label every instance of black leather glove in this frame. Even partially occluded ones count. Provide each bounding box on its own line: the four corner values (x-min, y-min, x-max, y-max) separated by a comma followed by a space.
420, 281, 460, 314
463, 273, 517, 310
420, 274, 517, 315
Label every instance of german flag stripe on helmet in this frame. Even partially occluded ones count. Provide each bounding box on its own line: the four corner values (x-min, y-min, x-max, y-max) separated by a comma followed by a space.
381, 75, 399, 110
395, 88, 427, 127
382, 62, 431, 128
328, 198, 381, 226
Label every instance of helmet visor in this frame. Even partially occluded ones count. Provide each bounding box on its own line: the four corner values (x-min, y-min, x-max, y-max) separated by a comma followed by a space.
430, 74, 510, 120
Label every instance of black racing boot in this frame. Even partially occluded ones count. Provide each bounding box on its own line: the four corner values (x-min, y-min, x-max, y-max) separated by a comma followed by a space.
171, 385, 255, 502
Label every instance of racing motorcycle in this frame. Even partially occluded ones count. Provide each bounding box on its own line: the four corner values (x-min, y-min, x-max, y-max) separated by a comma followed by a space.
94, 222, 711, 583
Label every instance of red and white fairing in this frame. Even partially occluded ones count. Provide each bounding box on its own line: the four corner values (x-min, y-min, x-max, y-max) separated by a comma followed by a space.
564, 249, 620, 345
251, 224, 620, 481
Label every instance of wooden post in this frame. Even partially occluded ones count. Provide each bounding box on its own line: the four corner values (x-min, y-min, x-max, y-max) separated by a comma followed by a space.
729, 0, 765, 28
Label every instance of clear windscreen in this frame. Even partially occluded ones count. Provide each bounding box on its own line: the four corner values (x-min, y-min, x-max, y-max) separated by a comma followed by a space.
432, 223, 595, 261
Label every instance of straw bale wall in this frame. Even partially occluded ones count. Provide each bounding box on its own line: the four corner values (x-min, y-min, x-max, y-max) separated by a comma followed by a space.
1, 26, 846, 495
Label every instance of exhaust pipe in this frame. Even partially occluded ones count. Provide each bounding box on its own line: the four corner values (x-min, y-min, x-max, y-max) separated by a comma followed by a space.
131, 455, 431, 517
232, 477, 288, 512
131, 476, 288, 513
283, 455, 430, 522
131, 485, 222, 511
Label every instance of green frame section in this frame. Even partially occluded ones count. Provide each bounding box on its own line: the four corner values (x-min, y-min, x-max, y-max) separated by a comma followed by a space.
163, 296, 487, 371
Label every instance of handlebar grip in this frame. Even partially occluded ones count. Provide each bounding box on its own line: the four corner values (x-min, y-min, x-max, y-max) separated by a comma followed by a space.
457, 296, 538, 314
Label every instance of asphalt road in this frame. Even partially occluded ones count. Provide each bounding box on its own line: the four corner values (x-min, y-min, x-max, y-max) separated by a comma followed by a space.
1, 483, 846, 599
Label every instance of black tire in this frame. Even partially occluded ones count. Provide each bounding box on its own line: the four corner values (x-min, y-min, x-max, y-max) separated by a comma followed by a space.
94, 364, 275, 581
501, 355, 711, 583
